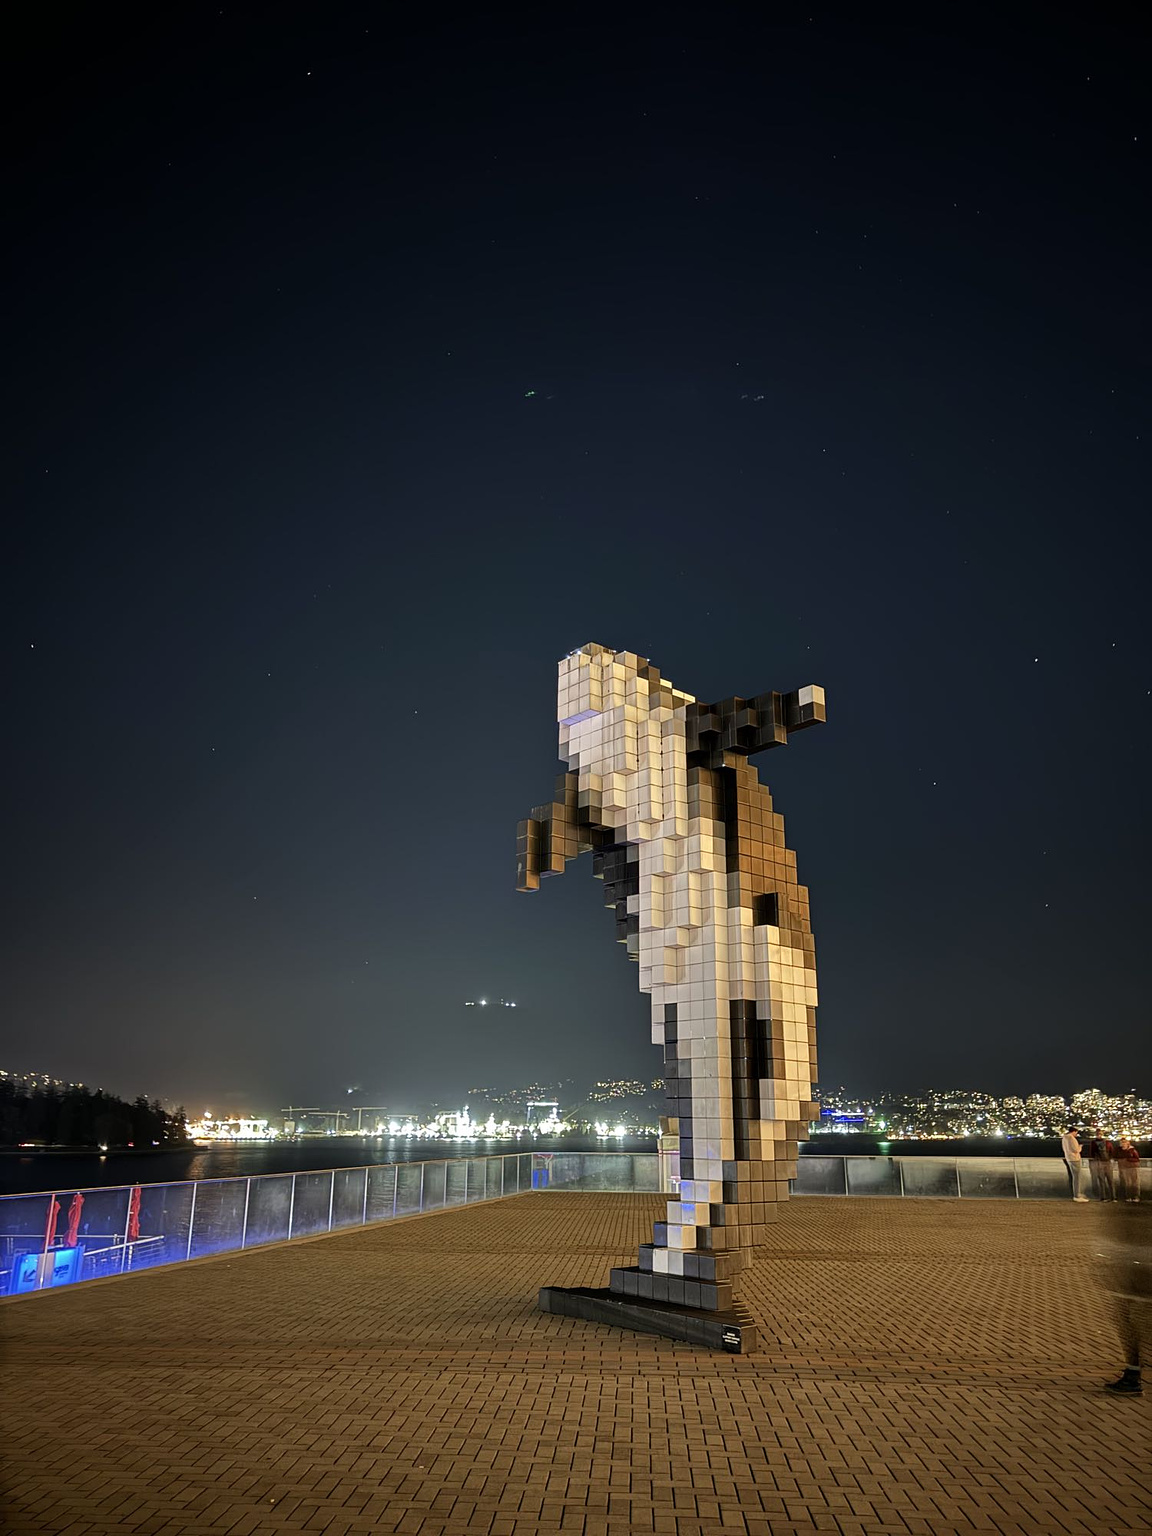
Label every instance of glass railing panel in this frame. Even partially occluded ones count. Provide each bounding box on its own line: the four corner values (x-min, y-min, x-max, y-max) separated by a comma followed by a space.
501, 1154, 521, 1195
542, 1153, 627, 1190
445, 1160, 467, 1206
366, 1163, 398, 1221
629, 1155, 661, 1193
245, 1173, 294, 1246
537, 1152, 572, 1188
465, 1158, 487, 1202
957, 1158, 1018, 1198
58, 1185, 136, 1279
291, 1171, 334, 1236
0, 1191, 61, 1242
1012, 1158, 1073, 1200
1, 1193, 63, 1293
332, 1167, 368, 1229
897, 1157, 959, 1197
843, 1157, 902, 1196
422, 1162, 448, 1210
129, 1180, 195, 1271
188, 1178, 248, 1260
793, 1157, 848, 1195
68, 1183, 135, 1245
394, 1162, 423, 1216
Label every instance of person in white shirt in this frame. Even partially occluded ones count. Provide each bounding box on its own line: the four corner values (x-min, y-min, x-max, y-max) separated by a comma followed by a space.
1061, 1127, 1089, 1201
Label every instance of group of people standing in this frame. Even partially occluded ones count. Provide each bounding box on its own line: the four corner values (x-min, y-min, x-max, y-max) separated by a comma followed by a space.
1061, 1127, 1148, 1398
1060, 1127, 1142, 1202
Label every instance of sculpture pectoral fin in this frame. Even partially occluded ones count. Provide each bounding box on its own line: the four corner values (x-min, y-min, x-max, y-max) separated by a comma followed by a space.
516, 816, 543, 892
517, 773, 582, 892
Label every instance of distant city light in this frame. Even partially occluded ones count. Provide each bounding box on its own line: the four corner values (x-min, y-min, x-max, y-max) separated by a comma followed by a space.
12, 1058, 1142, 1154
187, 1114, 274, 1142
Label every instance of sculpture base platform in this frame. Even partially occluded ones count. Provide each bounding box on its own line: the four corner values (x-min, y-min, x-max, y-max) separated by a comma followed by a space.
538, 1285, 758, 1353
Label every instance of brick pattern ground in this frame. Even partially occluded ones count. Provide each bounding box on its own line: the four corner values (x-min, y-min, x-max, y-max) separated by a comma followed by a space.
1, 1194, 1149, 1536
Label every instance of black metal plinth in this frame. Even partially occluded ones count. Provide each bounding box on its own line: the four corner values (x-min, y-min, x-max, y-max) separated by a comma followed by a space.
538, 1285, 758, 1353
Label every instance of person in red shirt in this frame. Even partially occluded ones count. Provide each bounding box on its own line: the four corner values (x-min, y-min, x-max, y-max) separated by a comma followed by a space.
1114, 1138, 1141, 1203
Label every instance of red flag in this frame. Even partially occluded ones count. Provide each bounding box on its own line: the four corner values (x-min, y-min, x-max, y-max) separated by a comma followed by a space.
44, 1195, 61, 1249
65, 1192, 85, 1247
126, 1186, 141, 1242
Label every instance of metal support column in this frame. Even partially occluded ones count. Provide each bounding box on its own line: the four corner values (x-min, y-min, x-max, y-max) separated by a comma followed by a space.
120, 1189, 134, 1274
185, 1182, 199, 1261
38, 1192, 58, 1290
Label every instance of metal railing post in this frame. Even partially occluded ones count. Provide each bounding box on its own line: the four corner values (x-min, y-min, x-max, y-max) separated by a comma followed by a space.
955, 1159, 962, 1198
1012, 1159, 1020, 1199
897, 1158, 905, 1197
38, 1192, 58, 1290
120, 1188, 134, 1274
418, 1160, 426, 1213
391, 1166, 400, 1218
286, 1173, 297, 1240
463, 1160, 469, 1203
185, 1182, 199, 1261
240, 1178, 252, 1249
327, 1169, 335, 1232
361, 1167, 369, 1226
42, 1193, 57, 1256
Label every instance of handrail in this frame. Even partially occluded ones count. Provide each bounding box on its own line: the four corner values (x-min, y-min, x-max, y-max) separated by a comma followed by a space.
1, 1148, 653, 1201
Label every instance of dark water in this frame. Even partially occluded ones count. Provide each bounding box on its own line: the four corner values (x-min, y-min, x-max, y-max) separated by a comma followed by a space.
0, 1132, 1112, 1197
0, 1136, 657, 1196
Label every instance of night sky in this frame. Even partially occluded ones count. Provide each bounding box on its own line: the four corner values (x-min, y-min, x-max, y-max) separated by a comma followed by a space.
5, 7, 1149, 1113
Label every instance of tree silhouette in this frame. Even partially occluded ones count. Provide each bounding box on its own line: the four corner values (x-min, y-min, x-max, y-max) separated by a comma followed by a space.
0, 1078, 190, 1148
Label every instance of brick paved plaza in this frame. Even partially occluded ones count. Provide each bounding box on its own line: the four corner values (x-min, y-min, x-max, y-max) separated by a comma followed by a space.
2, 1193, 1149, 1536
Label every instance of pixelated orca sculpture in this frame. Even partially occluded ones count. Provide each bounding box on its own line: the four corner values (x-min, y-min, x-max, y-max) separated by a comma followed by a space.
518, 644, 826, 1353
